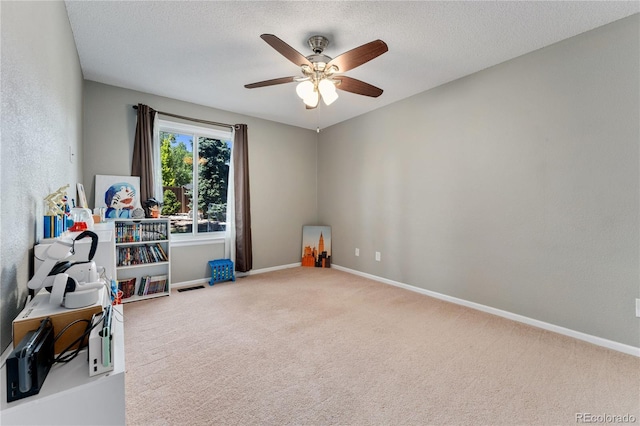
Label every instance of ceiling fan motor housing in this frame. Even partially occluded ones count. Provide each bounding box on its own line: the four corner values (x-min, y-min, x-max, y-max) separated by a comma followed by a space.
306, 54, 332, 70
307, 35, 330, 54
307, 35, 329, 53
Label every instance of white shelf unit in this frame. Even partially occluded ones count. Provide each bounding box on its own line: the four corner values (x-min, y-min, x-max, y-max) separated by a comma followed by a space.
114, 218, 170, 302
0, 304, 126, 425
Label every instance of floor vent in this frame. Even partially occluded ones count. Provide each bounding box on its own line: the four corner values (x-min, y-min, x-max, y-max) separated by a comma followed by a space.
177, 285, 205, 293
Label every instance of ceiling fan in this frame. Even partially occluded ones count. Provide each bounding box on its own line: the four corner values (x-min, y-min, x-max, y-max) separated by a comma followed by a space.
245, 34, 388, 109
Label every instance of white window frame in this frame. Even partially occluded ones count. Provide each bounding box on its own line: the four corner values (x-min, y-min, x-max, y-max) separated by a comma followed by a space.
157, 119, 232, 244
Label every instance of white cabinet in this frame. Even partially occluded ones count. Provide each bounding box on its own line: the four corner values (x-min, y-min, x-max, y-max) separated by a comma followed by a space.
114, 218, 171, 302
0, 305, 126, 425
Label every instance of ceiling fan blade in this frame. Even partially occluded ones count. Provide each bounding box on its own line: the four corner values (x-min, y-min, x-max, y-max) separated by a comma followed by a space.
327, 40, 388, 72
260, 34, 313, 68
244, 76, 296, 89
305, 103, 317, 110
334, 76, 383, 97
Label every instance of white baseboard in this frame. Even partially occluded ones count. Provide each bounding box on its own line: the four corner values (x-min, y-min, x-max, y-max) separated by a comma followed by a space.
172, 263, 302, 288
239, 263, 301, 277
171, 278, 210, 289
332, 264, 640, 357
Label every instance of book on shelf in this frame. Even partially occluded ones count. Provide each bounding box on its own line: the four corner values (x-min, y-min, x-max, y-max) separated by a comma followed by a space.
137, 276, 146, 296
155, 243, 168, 261
138, 275, 168, 296
117, 277, 136, 299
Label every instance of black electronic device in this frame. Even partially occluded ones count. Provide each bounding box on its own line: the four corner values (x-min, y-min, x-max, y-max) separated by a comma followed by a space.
6, 317, 54, 402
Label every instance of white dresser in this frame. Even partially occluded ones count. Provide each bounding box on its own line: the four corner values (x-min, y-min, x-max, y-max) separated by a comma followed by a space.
0, 305, 125, 425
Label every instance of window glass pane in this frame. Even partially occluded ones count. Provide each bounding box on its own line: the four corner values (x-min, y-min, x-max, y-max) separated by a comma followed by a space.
159, 131, 194, 234
197, 136, 231, 233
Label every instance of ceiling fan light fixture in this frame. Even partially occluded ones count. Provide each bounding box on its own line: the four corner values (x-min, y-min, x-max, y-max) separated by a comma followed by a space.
324, 65, 338, 76
303, 89, 319, 108
318, 78, 338, 105
296, 80, 315, 100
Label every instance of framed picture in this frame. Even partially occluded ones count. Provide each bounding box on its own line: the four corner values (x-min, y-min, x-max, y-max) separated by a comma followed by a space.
94, 175, 143, 219
301, 225, 331, 268
76, 183, 88, 208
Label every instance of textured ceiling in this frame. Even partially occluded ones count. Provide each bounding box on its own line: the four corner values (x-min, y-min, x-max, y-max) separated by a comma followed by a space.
65, 1, 639, 130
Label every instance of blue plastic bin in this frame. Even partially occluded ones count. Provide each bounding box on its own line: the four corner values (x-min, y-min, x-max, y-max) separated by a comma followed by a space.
208, 259, 235, 285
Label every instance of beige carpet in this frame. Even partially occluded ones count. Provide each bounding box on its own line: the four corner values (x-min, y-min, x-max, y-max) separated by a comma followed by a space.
123, 267, 639, 425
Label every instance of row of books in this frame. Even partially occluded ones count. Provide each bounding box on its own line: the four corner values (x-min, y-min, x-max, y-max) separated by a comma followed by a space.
115, 221, 168, 243
138, 275, 168, 296
44, 215, 68, 238
117, 275, 168, 298
117, 243, 168, 267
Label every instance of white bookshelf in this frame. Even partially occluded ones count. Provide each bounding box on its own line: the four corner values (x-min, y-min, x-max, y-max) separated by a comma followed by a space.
114, 218, 170, 302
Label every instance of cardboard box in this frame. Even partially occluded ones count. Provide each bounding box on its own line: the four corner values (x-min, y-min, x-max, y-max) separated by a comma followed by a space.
13, 287, 106, 355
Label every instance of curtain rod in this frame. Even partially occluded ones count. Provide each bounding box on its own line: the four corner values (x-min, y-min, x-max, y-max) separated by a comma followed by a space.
132, 105, 234, 130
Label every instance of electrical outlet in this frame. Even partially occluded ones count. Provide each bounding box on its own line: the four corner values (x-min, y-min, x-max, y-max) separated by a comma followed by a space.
355, 248, 359, 257
375, 251, 381, 262
636, 298, 640, 318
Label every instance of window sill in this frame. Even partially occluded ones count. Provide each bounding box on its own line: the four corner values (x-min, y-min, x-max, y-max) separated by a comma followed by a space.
170, 235, 226, 248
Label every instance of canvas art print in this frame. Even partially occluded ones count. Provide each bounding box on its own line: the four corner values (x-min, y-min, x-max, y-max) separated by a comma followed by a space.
76, 183, 88, 208
302, 225, 331, 268
95, 175, 143, 219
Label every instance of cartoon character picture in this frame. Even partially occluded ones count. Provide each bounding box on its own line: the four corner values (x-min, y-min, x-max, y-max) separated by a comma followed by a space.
94, 175, 143, 220
105, 182, 137, 218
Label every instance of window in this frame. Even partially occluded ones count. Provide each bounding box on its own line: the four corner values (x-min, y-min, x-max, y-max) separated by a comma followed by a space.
156, 119, 232, 239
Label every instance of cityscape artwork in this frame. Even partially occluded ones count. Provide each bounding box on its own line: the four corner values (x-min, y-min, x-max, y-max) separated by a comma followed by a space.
301, 225, 331, 268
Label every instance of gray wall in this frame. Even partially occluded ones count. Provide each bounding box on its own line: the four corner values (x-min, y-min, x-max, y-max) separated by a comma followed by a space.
317, 15, 640, 347
1, 2, 636, 354
82, 81, 318, 283
0, 1, 84, 351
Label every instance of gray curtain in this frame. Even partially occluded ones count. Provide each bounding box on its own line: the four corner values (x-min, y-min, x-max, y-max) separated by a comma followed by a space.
131, 104, 156, 203
233, 124, 253, 272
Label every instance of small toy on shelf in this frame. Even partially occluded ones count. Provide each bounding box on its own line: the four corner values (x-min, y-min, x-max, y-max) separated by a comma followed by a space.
44, 184, 70, 216
43, 185, 71, 238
